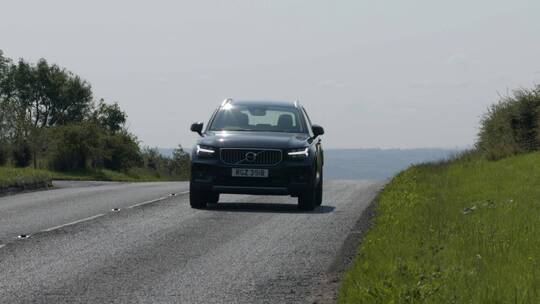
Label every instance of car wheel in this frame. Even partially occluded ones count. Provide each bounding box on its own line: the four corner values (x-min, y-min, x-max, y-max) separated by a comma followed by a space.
189, 184, 208, 209
315, 174, 323, 206
208, 192, 219, 204
298, 184, 316, 211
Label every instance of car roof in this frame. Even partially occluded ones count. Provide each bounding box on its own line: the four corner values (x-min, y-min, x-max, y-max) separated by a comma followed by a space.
225, 100, 298, 108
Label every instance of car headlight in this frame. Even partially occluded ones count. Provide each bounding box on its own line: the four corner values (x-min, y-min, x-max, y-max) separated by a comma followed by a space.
288, 147, 309, 159
196, 145, 216, 158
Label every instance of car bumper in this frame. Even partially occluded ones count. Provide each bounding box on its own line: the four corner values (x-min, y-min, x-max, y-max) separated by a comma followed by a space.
190, 159, 313, 196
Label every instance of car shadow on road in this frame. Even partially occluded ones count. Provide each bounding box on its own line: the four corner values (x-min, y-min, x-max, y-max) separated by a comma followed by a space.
206, 202, 335, 214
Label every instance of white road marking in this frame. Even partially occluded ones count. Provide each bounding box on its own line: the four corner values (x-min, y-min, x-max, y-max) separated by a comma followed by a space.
0, 244, 5, 249
128, 196, 169, 208
42, 214, 105, 232
128, 191, 189, 209
38, 191, 189, 233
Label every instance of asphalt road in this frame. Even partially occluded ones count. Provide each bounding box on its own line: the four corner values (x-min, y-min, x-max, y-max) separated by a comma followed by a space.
0, 180, 382, 304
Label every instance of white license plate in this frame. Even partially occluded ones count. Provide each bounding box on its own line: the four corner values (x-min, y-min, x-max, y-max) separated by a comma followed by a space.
232, 168, 269, 178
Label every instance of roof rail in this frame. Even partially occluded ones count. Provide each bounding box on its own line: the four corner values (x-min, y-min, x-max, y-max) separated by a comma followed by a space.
221, 98, 234, 106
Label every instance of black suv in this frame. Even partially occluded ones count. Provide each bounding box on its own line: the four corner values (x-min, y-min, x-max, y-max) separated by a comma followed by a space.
189, 99, 325, 210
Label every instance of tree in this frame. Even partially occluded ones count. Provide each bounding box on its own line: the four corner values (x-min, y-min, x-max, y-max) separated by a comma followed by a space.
93, 99, 127, 133
12, 139, 32, 167
49, 73, 92, 126
0, 51, 14, 165
168, 145, 190, 176
48, 123, 103, 171
3, 57, 93, 130
102, 131, 142, 171
0, 50, 190, 178
0, 52, 15, 141
141, 147, 163, 171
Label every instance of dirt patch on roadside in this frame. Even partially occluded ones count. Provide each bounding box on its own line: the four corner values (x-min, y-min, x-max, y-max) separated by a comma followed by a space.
309, 196, 380, 304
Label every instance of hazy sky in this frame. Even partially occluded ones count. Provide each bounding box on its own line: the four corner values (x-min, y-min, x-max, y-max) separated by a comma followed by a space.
2, 0, 539, 149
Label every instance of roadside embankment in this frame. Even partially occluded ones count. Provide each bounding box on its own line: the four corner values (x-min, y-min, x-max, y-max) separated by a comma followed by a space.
0, 167, 188, 196
0, 167, 52, 195
339, 152, 540, 303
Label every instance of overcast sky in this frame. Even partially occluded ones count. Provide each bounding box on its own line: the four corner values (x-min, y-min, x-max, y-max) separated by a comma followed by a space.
2, 0, 539, 149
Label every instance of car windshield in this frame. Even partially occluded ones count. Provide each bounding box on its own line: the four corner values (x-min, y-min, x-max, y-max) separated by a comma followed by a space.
209, 105, 304, 133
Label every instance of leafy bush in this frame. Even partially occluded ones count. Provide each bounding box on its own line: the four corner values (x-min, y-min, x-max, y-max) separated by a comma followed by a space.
477, 86, 540, 160
12, 140, 32, 167
141, 147, 162, 171
168, 146, 190, 177
0, 140, 8, 166
103, 131, 142, 171
48, 124, 152, 174
48, 123, 103, 171
139, 146, 190, 179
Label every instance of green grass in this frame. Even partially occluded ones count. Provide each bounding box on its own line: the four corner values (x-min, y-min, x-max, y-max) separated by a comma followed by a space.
0, 167, 52, 190
49, 168, 187, 182
0, 167, 186, 192
339, 152, 540, 303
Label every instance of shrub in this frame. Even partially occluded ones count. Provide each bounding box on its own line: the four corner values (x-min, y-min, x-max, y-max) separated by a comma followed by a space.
48, 123, 103, 171
168, 145, 190, 177
0, 142, 8, 166
141, 147, 165, 171
102, 131, 142, 171
12, 140, 32, 167
477, 86, 540, 160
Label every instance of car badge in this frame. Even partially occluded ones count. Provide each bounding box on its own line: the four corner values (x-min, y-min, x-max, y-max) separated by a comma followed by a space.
245, 152, 257, 162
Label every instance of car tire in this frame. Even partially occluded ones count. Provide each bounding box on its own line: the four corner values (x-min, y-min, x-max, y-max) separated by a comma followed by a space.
315, 173, 323, 207
208, 192, 219, 204
189, 184, 208, 209
298, 183, 316, 211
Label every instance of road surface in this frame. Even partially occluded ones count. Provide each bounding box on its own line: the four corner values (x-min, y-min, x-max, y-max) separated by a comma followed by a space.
0, 180, 382, 304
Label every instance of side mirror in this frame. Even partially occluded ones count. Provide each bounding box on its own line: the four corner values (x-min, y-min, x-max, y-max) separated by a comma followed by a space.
312, 124, 324, 138
191, 122, 203, 136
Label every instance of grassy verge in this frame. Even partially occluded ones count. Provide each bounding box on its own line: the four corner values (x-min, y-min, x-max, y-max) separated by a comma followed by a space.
339, 152, 540, 303
0, 167, 52, 191
0, 167, 187, 192
49, 168, 187, 182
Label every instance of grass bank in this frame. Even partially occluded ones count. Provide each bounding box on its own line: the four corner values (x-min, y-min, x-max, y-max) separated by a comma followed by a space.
0, 167, 187, 194
0, 167, 52, 192
50, 168, 187, 182
339, 152, 540, 303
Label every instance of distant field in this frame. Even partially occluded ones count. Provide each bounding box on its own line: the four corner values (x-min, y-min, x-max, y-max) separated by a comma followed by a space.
339, 152, 540, 303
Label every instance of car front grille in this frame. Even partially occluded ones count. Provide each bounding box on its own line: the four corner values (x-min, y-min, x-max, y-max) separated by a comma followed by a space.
220, 148, 282, 166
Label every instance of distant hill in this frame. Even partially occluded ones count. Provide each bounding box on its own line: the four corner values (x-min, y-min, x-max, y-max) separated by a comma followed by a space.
158, 147, 461, 181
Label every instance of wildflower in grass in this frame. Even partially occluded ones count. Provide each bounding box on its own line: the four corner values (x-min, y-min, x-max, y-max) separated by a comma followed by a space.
462, 205, 477, 214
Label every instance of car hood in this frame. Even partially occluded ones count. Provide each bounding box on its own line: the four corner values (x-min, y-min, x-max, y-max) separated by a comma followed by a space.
197, 131, 310, 149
